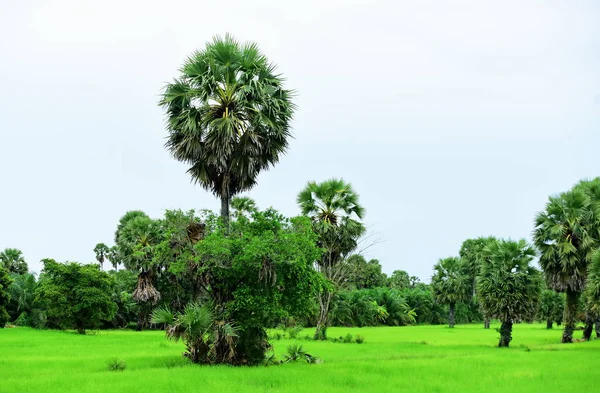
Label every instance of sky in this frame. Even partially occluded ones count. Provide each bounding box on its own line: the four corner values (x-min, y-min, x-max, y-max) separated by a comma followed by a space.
0, 0, 598, 281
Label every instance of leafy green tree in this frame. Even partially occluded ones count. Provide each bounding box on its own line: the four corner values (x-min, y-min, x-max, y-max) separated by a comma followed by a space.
160, 208, 323, 365
538, 289, 564, 329
401, 285, 447, 324
35, 259, 117, 334
345, 255, 387, 289
297, 178, 366, 340
477, 239, 542, 347
534, 184, 600, 342
0, 266, 12, 327
431, 257, 469, 328
387, 270, 410, 290
93, 243, 110, 270
161, 34, 295, 231
0, 248, 28, 275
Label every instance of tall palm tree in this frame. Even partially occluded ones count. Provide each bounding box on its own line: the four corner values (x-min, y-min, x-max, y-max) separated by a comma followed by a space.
93, 243, 110, 270
0, 248, 28, 275
297, 178, 366, 340
477, 239, 542, 347
431, 257, 469, 328
534, 187, 598, 342
161, 34, 295, 232
585, 251, 600, 338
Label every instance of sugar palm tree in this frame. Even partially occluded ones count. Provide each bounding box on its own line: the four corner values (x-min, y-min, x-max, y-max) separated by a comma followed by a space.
93, 243, 110, 270
431, 257, 469, 328
151, 302, 238, 364
0, 248, 28, 275
297, 178, 365, 340
230, 196, 258, 220
115, 212, 162, 330
477, 239, 542, 347
584, 251, 600, 338
161, 34, 295, 232
534, 187, 598, 342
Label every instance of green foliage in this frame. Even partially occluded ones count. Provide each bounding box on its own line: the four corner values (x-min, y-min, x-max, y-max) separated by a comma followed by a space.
477, 239, 542, 346
354, 334, 365, 344
35, 259, 117, 334
331, 287, 416, 327
93, 243, 110, 269
431, 257, 469, 307
283, 344, 319, 364
431, 257, 469, 327
161, 34, 295, 229
534, 178, 600, 342
585, 251, 600, 317
538, 289, 564, 327
0, 248, 28, 275
151, 302, 239, 364
6, 272, 38, 322
388, 270, 411, 290
106, 358, 127, 371
459, 237, 497, 292
0, 266, 12, 327
345, 255, 387, 289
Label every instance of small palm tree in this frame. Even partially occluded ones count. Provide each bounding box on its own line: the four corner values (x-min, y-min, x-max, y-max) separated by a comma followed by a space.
93, 243, 110, 270
477, 239, 542, 347
231, 196, 258, 219
151, 302, 238, 364
161, 34, 295, 232
431, 257, 469, 328
0, 248, 28, 275
538, 289, 564, 329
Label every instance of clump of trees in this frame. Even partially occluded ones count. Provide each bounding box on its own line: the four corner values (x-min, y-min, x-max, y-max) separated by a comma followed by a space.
0, 266, 12, 328
36, 259, 117, 334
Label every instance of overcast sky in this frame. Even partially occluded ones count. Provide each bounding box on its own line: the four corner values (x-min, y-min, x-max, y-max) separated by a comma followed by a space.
0, 0, 598, 281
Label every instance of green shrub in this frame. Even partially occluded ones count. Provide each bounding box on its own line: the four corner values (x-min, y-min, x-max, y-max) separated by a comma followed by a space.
106, 358, 126, 371
355, 335, 365, 344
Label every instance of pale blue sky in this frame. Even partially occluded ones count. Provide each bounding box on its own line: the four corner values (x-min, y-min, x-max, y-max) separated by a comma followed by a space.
0, 0, 598, 280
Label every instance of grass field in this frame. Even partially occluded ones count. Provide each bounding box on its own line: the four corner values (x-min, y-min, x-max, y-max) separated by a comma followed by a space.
1, 324, 599, 393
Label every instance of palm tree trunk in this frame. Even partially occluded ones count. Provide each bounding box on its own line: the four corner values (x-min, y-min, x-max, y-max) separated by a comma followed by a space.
595, 318, 600, 338
484, 317, 490, 329
314, 290, 333, 340
546, 320, 553, 329
448, 303, 456, 328
583, 313, 593, 341
498, 320, 512, 347
562, 290, 579, 343
220, 194, 230, 234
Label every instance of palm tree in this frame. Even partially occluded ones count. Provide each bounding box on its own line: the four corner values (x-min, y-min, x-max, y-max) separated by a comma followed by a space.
115, 212, 162, 330
8, 273, 37, 317
151, 302, 238, 364
584, 251, 600, 338
230, 196, 258, 220
161, 34, 295, 232
297, 178, 366, 340
0, 248, 28, 275
534, 187, 598, 342
93, 243, 110, 270
431, 257, 469, 328
477, 239, 542, 347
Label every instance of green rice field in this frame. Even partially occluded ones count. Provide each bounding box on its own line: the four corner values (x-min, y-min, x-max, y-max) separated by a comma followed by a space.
1, 324, 599, 393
